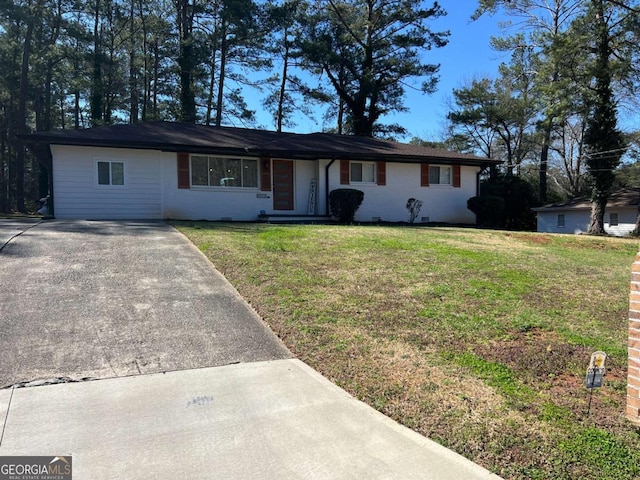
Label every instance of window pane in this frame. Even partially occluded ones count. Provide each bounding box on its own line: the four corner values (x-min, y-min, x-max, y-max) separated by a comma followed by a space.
191, 156, 209, 186
350, 163, 363, 182
440, 167, 451, 185
363, 163, 376, 183
111, 162, 124, 185
98, 162, 110, 185
557, 214, 565, 227
208, 158, 225, 186
210, 158, 241, 187
223, 159, 241, 187
243, 159, 258, 188
429, 166, 451, 185
610, 213, 618, 226
429, 166, 440, 184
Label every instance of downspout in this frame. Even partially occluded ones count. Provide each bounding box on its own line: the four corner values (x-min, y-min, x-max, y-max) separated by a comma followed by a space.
325, 158, 336, 216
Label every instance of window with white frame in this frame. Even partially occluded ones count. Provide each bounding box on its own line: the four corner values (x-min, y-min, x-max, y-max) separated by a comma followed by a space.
557, 214, 565, 228
429, 165, 452, 185
191, 156, 258, 188
350, 161, 376, 183
97, 161, 124, 186
610, 213, 619, 226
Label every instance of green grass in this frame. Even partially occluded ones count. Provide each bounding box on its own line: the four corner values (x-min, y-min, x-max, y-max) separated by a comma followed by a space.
173, 222, 640, 479
451, 351, 535, 408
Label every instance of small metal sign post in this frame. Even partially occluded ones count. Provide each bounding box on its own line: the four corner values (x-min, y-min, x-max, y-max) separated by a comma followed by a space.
585, 351, 607, 415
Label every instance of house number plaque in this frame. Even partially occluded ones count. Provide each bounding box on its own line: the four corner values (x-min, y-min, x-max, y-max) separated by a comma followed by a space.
585, 351, 607, 389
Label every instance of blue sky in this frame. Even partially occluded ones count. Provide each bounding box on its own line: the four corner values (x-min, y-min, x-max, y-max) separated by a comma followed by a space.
250, 0, 638, 140
253, 0, 510, 140
387, 0, 510, 141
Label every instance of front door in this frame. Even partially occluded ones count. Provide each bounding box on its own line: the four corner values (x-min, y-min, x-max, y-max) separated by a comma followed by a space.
272, 160, 294, 210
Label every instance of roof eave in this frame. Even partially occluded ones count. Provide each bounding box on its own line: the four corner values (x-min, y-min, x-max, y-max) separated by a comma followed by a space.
19, 133, 500, 166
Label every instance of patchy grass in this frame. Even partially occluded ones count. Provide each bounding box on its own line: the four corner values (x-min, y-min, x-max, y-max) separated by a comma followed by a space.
174, 222, 640, 479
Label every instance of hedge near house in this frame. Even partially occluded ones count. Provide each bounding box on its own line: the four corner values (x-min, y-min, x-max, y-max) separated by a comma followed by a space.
329, 188, 364, 224
467, 195, 505, 228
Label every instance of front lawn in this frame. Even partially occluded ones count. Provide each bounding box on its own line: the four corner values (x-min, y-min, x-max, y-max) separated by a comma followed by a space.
174, 222, 640, 480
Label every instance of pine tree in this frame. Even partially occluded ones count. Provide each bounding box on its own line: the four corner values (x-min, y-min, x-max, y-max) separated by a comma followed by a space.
299, 0, 448, 137
583, 0, 626, 234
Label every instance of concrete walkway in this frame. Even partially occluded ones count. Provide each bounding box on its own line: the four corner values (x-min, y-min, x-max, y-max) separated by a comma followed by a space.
0, 220, 501, 479
0, 360, 500, 479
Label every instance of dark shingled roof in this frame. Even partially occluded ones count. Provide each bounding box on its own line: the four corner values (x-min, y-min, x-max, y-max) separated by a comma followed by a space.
20, 121, 499, 166
533, 188, 640, 211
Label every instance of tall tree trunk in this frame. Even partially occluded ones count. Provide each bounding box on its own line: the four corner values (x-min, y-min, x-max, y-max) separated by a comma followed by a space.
138, 0, 149, 121
0, 117, 8, 213
215, 31, 228, 127
177, 0, 196, 123
129, 0, 139, 123
15, 20, 34, 213
276, 28, 290, 133
206, 64, 215, 126
588, 194, 607, 234
91, 0, 103, 126
337, 99, 344, 135
153, 40, 159, 119
585, 0, 626, 234
206, 39, 218, 126
539, 122, 551, 204
73, 36, 81, 128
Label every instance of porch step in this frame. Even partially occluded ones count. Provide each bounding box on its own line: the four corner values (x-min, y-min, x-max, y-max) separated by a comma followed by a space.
258, 214, 334, 224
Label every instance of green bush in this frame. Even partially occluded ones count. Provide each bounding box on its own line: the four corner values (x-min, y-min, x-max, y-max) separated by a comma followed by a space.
329, 188, 364, 224
482, 174, 539, 230
467, 195, 505, 227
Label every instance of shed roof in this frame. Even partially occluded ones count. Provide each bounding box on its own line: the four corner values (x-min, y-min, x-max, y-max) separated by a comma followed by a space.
533, 188, 640, 212
20, 121, 499, 166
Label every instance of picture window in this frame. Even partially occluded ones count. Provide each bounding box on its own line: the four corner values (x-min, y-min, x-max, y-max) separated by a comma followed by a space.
191, 156, 258, 188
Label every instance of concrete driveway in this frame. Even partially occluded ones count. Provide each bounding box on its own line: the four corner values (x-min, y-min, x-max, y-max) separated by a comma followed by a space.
0, 219, 502, 479
0, 220, 290, 388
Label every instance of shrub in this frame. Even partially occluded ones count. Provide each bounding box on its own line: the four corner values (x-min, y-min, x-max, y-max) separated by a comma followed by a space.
467, 195, 505, 227
329, 188, 364, 224
406, 198, 423, 224
481, 174, 539, 230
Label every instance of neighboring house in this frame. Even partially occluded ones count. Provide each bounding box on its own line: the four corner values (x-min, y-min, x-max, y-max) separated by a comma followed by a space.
533, 188, 640, 236
22, 121, 499, 223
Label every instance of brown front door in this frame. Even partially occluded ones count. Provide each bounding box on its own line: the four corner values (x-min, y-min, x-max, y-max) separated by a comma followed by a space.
273, 160, 294, 210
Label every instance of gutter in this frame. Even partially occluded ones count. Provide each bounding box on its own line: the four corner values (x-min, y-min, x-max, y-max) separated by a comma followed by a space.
17, 134, 501, 167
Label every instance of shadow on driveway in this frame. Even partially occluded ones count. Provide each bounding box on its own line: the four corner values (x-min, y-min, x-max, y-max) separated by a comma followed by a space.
0, 220, 290, 388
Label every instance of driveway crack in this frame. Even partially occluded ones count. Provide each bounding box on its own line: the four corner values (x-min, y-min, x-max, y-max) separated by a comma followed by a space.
0, 220, 42, 253
0, 387, 15, 448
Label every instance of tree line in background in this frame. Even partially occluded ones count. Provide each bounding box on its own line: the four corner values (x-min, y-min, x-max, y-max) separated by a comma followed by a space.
1, 0, 638, 233
435, 0, 640, 233
0, 0, 448, 213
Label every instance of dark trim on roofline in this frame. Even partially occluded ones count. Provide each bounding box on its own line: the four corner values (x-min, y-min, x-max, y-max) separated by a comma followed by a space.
33, 139, 499, 167
18, 121, 501, 167
531, 206, 593, 212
